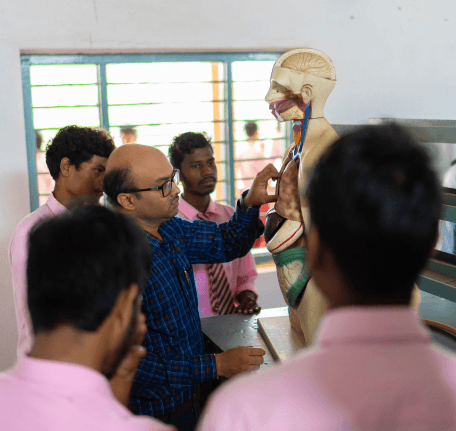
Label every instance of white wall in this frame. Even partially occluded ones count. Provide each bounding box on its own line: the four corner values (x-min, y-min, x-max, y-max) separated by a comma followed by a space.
0, 42, 30, 371
0, 0, 455, 370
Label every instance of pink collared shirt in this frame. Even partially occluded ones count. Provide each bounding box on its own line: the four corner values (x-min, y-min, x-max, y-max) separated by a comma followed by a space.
9, 193, 67, 357
0, 356, 174, 431
178, 198, 258, 316
199, 307, 456, 430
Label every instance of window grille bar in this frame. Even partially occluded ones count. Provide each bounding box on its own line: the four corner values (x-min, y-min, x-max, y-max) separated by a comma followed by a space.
21, 57, 39, 212
98, 64, 110, 131
225, 61, 236, 207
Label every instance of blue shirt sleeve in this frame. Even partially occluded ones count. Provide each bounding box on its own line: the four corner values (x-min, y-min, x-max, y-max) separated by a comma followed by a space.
178, 200, 263, 265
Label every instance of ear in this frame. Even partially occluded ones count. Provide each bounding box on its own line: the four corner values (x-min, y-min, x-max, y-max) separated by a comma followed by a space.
117, 193, 136, 212
60, 157, 73, 178
110, 283, 139, 340
300, 84, 313, 105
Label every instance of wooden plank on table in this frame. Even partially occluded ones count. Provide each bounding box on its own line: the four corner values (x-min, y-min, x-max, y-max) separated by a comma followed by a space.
258, 316, 305, 362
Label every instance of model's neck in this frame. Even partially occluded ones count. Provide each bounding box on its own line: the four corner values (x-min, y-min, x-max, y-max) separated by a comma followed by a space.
181, 191, 211, 215
293, 117, 331, 143
309, 102, 325, 119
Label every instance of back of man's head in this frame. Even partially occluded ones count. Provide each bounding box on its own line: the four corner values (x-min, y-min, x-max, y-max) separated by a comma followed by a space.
244, 121, 258, 139
168, 132, 212, 170
27, 205, 151, 333
306, 123, 441, 304
46, 125, 115, 180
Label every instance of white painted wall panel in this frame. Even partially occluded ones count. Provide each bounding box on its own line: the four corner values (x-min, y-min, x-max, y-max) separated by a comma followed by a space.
0, 42, 30, 371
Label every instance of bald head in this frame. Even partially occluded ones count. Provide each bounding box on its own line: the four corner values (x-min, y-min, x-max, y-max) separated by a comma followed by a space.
103, 144, 173, 207
107, 144, 168, 175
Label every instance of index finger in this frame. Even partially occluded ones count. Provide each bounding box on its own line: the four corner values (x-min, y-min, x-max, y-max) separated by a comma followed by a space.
248, 347, 266, 356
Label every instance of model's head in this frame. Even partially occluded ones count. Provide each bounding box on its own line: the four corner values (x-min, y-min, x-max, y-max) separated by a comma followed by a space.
265, 48, 336, 121
103, 144, 180, 225
169, 132, 217, 197
45, 125, 115, 205
306, 123, 441, 305
27, 205, 151, 377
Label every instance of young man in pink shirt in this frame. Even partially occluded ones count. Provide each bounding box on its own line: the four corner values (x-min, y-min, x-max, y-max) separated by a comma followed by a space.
199, 124, 456, 430
10, 125, 115, 357
169, 132, 260, 316
0, 205, 173, 430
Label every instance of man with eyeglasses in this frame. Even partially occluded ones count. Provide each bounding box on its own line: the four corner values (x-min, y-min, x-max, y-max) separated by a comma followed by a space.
103, 144, 279, 431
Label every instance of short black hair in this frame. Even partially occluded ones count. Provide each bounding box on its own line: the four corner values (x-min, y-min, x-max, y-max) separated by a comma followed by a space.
120, 127, 137, 136
27, 205, 151, 333
168, 132, 213, 170
46, 126, 115, 180
103, 166, 142, 207
245, 121, 258, 138
35, 130, 43, 151
306, 123, 442, 304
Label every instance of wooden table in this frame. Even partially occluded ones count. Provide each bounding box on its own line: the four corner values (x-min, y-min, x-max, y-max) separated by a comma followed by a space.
201, 291, 456, 369
201, 307, 289, 370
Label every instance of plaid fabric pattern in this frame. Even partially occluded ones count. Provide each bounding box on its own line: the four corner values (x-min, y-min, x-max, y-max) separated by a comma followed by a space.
130, 202, 263, 418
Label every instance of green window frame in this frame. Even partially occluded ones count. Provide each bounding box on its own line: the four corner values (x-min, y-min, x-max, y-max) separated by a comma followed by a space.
21, 52, 289, 212
20, 55, 456, 303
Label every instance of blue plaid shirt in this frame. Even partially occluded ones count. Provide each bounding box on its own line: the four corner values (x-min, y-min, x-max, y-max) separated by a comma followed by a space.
130, 201, 262, 417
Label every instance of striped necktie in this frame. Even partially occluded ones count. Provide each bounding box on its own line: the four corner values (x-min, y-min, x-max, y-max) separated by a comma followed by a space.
197, 212, 236, 315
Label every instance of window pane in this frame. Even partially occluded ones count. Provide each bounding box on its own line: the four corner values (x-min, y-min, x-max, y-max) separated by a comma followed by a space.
233, 81, 270, 101
106, 62, 226, 202
31, 63, 101, 205
33, 107, 100, 130
108, 102, 217, 127
31, 65, 98, 86
110, 124, 225, 147
231, 61, 276, 82
436, 220, 456, 255
32, 85, 99, 107
106, 62, 216, 84
108, 82, 223, 105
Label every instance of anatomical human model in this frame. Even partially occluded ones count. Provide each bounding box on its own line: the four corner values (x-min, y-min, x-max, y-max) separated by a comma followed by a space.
264, 48, 421, 346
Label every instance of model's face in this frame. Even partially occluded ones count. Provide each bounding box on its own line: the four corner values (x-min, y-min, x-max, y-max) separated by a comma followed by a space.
180, 147, 217, 197
133, 162, 181, 224
67, 155, 108, 206
265, 67, 309, 122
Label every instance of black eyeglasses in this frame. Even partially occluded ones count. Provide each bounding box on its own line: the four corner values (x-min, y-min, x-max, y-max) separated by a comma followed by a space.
121, 170, 180, 198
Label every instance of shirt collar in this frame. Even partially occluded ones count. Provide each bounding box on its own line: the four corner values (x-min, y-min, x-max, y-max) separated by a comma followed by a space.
46, 193, 67, 216
178, 197, 219, 220
315, 306, 431, 347
14, 356, 114, 398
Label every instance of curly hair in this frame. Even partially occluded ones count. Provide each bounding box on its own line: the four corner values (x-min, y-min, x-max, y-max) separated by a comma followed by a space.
168, 132, 213, 170
45, 126, 116, 180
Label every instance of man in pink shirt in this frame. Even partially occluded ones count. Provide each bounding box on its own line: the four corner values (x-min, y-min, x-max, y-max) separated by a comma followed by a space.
199, 124, 456, 430
10, 125, 116, 357
168, 132, 260, 316
0, 205, 173, 430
